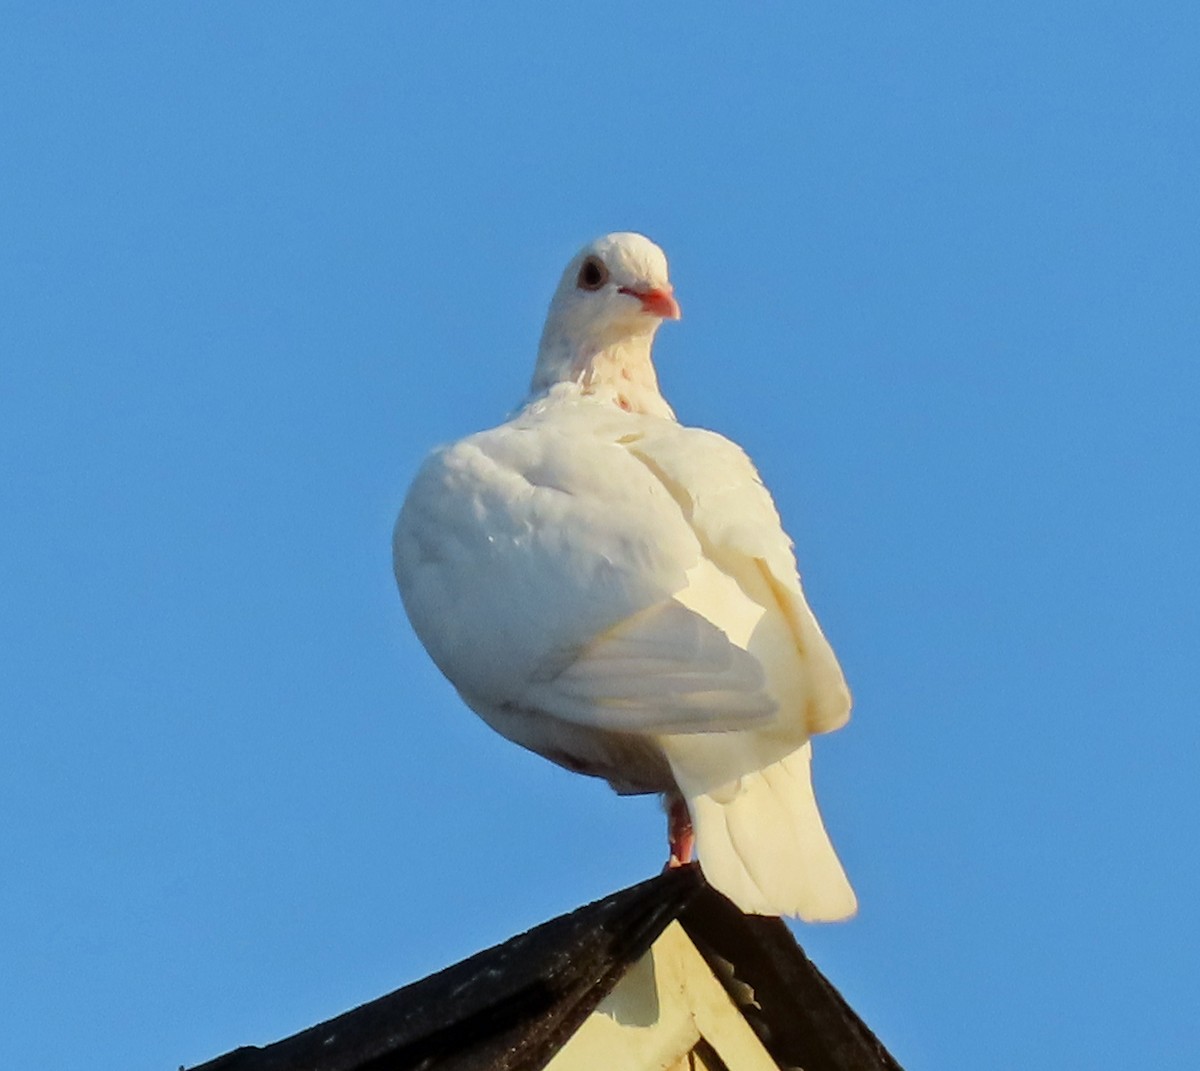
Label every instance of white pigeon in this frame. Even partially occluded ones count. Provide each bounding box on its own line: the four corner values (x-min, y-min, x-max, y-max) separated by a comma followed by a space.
393, 232, 856, 920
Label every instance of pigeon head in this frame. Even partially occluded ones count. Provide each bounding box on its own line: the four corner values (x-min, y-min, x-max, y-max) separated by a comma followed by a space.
547, 232, 681, 337
532, 233, 681, 411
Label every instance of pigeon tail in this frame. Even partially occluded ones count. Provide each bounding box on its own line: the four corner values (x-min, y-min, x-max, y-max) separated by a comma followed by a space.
666, 740, 857, 921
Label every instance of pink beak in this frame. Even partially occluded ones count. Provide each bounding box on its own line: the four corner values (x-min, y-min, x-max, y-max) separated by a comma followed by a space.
619, 285, 682, 321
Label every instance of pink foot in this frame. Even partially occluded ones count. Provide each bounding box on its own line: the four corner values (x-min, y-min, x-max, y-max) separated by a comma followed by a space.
666, 795, 694, 868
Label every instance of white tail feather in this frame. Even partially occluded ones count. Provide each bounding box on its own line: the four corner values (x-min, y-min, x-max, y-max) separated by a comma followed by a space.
665, 740, 857, 921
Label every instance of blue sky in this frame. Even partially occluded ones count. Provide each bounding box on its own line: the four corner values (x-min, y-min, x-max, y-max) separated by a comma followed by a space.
2, 4, 1198, 1068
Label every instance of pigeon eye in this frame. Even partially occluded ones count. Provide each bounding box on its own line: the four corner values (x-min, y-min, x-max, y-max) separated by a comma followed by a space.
576, 256, 609, 291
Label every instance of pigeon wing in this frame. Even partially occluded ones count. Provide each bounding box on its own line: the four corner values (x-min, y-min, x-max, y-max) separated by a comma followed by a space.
621, 424, 851, 736
393, 409, 776, 735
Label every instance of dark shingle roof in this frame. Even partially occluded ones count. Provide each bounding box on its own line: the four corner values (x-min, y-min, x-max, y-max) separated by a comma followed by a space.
188, 866, 902, 1071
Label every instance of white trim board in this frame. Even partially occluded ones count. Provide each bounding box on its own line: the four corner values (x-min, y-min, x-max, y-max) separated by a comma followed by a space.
546, 920, 780, 1071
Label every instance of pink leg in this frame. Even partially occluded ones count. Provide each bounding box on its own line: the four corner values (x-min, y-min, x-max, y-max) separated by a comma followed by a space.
666, 795, 694, 868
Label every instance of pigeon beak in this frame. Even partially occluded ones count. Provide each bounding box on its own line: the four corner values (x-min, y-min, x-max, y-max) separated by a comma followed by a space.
619, 285, 682, 321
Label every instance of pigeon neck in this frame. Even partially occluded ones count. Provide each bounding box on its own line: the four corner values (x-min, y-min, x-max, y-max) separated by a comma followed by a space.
531, 330, 675, 419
